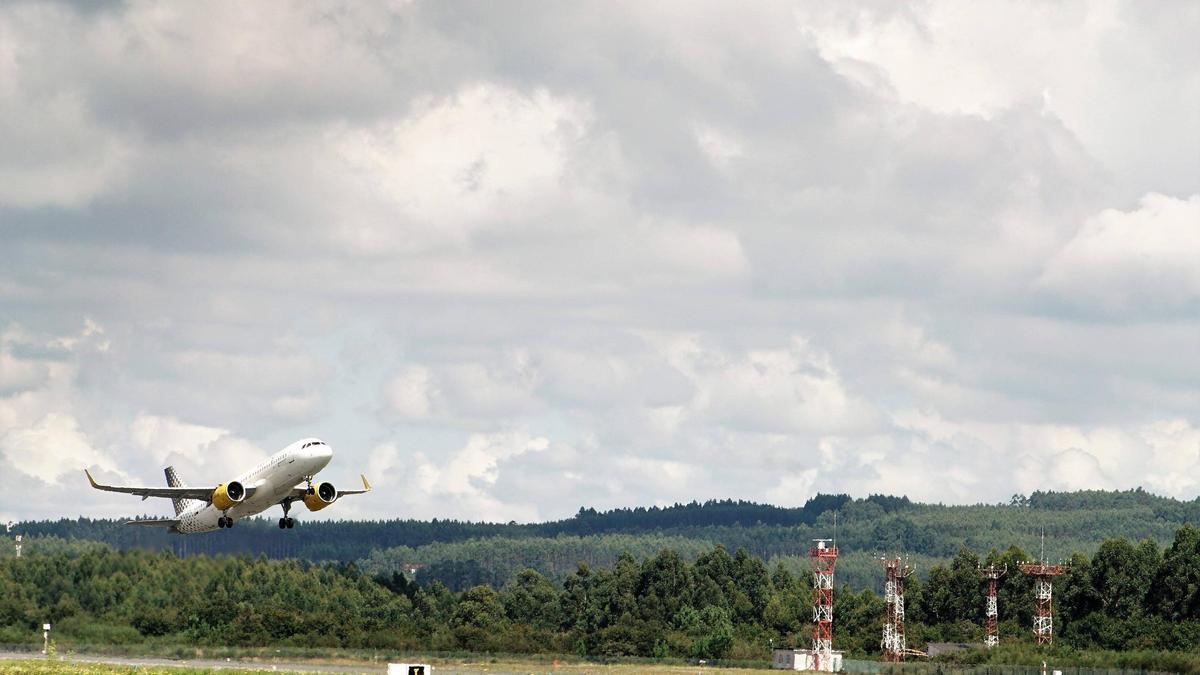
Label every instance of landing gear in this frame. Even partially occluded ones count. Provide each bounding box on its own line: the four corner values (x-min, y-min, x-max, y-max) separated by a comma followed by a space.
303, 476, 315, 495
278, 500, 295, 529
218, 515, 234, 529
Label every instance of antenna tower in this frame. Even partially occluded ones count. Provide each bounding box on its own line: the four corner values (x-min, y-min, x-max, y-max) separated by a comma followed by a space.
881, 557, 914, 661
809, 538, 838, 671
978, 564, 1007, 648
1018, 530, 1064, 645
5, 522, 18, 559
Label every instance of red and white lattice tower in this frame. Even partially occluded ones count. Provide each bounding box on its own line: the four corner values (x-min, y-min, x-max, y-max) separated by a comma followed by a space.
1019, 533, 1064, 645
881, 557, 914, 662
978, 564, 1007, 648
810, 539, 838, 670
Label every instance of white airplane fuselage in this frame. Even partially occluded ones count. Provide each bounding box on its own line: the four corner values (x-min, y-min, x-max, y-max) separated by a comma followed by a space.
175, 439, 332, 533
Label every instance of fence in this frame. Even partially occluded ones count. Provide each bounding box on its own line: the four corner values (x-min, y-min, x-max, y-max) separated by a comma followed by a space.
842, 661, 1177, 675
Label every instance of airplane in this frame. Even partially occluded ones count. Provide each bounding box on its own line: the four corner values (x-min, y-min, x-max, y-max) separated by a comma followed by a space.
84, 438, 370, 533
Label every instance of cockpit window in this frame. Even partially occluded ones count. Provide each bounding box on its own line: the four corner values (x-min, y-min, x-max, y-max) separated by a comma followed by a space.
301, 440, 324, 449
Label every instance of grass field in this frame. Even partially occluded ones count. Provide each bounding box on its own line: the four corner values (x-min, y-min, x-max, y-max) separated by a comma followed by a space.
0, 660, 298, 675
0, 657, 769, 674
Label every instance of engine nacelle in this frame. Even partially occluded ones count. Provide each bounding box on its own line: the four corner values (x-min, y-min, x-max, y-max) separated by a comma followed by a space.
303, 481, 337, 512
304, 478, 338, 509
211, 481, 246, 511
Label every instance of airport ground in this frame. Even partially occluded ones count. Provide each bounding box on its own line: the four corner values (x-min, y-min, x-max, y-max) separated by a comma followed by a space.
0, 653, 767, 674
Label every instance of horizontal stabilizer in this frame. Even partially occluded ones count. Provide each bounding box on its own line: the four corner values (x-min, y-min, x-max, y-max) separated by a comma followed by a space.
125, 519, 181, 528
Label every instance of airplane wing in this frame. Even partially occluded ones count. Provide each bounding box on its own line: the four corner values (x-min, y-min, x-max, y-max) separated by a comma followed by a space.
288, 474, 372, 499
338, 474, 372, 497
85, 469, 257, 501
125, 518, 181, 528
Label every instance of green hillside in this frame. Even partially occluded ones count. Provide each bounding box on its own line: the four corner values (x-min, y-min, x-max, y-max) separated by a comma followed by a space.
2, 525, 1199, 669
9, 488, 1196, 592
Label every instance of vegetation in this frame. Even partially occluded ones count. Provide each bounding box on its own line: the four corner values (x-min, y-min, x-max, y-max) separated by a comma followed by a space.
11, 488, 1198, 597
0, 661, 309, 675
3, 525, 1200, 671
0, 659, 771, 674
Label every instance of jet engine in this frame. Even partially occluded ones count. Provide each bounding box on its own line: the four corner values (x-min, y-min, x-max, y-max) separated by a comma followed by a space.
303, 481, 337, 512
211, 481, 246, 511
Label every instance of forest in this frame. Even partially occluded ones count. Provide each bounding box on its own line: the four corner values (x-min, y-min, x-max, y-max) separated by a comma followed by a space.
13, 488, 1199, 593
2, 525, 1199, 671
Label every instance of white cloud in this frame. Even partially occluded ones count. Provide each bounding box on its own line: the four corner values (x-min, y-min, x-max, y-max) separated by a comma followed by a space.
795, 1, 1200, 197
1038, 193, 1200, 313
672, 335, 881, 435
333, 85, 592, 249
130, 414, 225, 466
0, 351, 49, 396
1, 413, 118, 484
371, 430, 551, 522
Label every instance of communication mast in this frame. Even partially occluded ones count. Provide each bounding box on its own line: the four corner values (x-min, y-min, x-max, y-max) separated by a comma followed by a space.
977, 564, 1007, 648
810, 538, 838, 671
881, 557, 914, 661
1018, 531, 1064, 645
5, 522, 18, 558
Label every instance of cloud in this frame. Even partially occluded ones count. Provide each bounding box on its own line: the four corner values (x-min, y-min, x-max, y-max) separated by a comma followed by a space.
0, 0, 1197, 522
1, 413, 118, 484
1038, 193, 1200, 314
368, 430, 550, 521
795, 1, 1200, 198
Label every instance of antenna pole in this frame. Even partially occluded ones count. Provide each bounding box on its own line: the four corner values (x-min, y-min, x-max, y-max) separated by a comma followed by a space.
1020, 528, 1065, 646
808, 538, 839, 672
881, 556, 914, 661
978, 564, 1007, 648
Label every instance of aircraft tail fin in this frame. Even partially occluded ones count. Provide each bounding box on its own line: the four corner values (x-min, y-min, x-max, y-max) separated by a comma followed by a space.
164, 466, 193, 516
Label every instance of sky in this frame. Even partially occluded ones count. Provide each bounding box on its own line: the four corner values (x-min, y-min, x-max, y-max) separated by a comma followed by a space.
1, 0, 1198, 524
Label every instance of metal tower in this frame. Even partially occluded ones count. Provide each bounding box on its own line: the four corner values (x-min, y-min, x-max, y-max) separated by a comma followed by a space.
810, 538, 838, 671
978, 564, 1007, 648
1018, 532, 1064, 645
881, 557, 914, 661
5, 522, 18, 559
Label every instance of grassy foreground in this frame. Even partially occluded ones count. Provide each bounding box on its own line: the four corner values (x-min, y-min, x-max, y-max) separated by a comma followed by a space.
0, 657, 768, 674
0, 660, 299, 675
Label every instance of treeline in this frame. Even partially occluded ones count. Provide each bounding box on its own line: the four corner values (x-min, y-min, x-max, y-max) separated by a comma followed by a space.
2, 526, 1199, 669
358, 534, 719, 590
11, 489, 1198, 569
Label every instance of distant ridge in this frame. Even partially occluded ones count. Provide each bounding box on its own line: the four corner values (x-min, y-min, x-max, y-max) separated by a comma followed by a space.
10, 487, 1194, 562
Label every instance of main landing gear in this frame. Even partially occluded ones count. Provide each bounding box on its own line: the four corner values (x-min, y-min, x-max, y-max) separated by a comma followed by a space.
278, 499, 295, 529
218, 515, 234, 528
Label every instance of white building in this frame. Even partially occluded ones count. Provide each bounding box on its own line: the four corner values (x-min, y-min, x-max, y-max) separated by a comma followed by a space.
772, 648, 843, 672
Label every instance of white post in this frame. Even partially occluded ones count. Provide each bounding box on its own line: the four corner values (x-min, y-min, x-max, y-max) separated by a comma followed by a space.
42, 623, 50, 655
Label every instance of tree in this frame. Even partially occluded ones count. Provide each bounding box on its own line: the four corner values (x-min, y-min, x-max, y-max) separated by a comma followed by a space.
675, 605, 733, 659
1149, 524, 1200, 621
501, 569, 561, 629
449, 585, 508, 650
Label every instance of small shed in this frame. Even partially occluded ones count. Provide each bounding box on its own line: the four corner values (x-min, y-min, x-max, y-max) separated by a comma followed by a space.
772, 648, 844, 672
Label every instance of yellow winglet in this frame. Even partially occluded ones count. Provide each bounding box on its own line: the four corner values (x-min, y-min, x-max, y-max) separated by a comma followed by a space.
361, 474, 372, 491
85, 469, 98, 488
